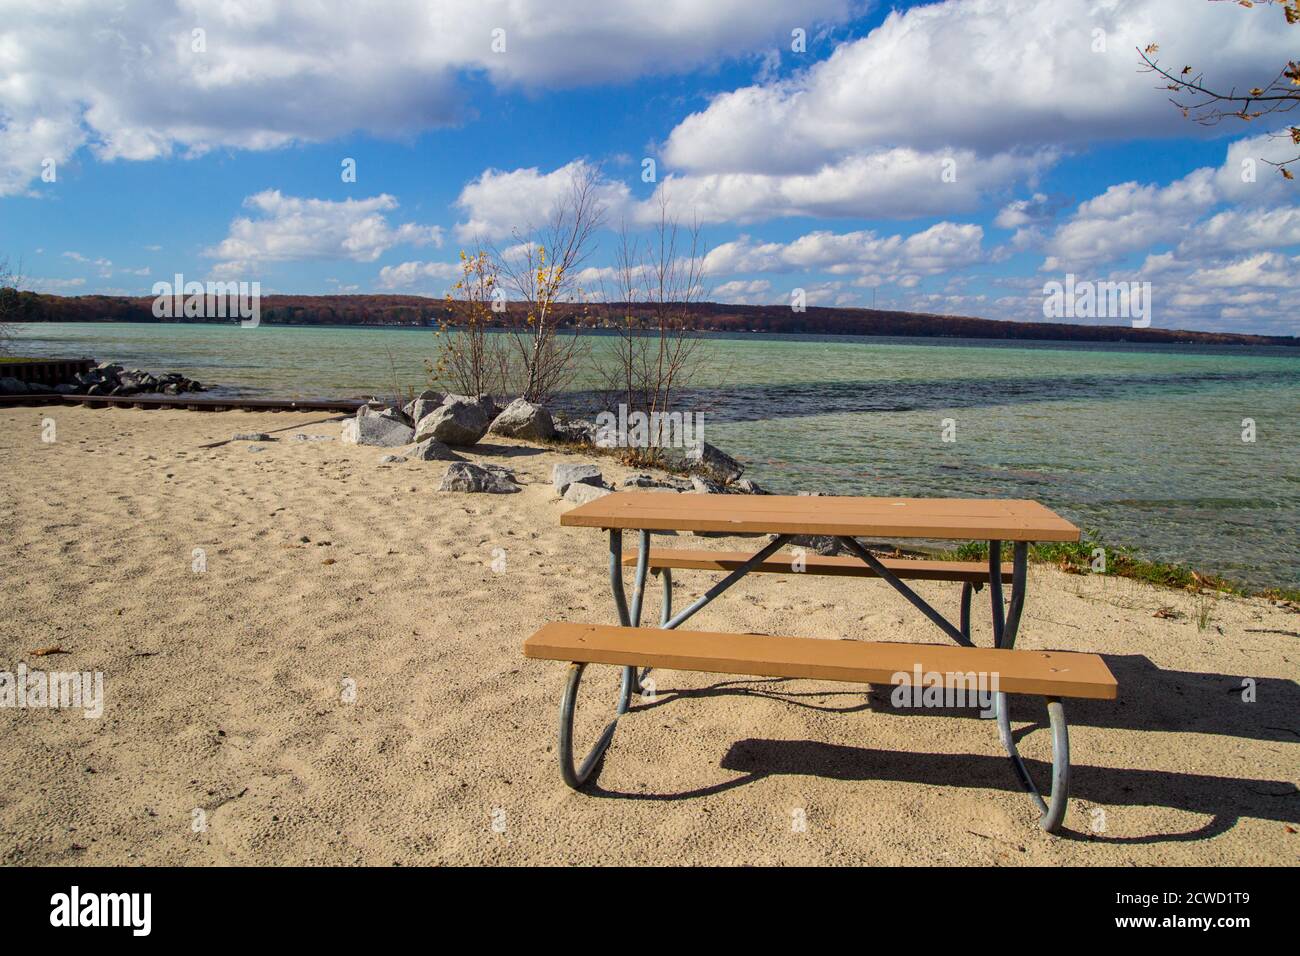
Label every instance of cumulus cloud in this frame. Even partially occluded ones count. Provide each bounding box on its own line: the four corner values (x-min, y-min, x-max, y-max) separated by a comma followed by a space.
205, 192, 442, 274
711, 278, 773, 304
1042, 169, 1218, 270
454, 160, 631, 240
1040, 133, 1300, 270
661, 0, 1295, 174
704, 222, 986, 287
376, 260, 462, 290
1178, 206, 1300, 257
0, 0, 850, 196
651, 148, 1053, 224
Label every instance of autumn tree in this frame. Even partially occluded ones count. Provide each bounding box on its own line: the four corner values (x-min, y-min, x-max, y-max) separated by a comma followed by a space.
0, 256, 22, 354
495, 164, 606, 403
1139, 0, 1299, 178
427, 248, 514, 400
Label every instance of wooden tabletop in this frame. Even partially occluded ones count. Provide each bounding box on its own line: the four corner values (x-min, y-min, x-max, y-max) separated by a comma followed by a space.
561, 492, 1081, 541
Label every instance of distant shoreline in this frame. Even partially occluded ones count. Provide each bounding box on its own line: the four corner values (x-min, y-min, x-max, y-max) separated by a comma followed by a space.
8, 293, 1297, 348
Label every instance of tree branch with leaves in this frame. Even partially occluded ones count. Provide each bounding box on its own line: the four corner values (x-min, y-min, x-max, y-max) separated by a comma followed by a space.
427, 247, 514, 401
1138, 0, 1299, 178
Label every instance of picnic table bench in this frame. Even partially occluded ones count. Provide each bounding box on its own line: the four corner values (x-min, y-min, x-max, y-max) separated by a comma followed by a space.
524, 492, 1118, 832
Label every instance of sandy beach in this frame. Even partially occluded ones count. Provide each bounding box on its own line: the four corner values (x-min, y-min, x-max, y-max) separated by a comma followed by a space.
0, 404, 1296, 866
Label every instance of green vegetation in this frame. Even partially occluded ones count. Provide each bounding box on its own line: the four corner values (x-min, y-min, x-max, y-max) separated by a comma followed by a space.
944, 530, 1300, 603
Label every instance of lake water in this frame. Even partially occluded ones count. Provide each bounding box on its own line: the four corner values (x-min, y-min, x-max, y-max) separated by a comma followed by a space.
11, 321, 1299, 591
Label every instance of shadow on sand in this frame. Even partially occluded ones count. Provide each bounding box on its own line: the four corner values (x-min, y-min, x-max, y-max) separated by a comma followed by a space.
575, 653, 1298, 843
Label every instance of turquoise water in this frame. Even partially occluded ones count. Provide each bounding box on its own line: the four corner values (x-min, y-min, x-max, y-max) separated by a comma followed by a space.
11, 322, 1299, 590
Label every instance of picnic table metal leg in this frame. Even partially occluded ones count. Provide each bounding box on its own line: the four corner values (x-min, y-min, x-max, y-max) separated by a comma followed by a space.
990, 540, 1028, 650
557, 662, 620, 789
659, 568, 673, 626
608, 529, 642, 709
996, 694, 1071, 832
988, 540, 1005, 647
632, 567, 674, 692
959, 581, 982, 642
989, 541, 1064, 828
629, 530, 651, 628
1003, 542, 1028, 648
554, 529, 649, 789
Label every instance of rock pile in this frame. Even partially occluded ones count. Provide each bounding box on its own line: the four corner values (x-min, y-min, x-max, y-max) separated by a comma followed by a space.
334, 392, 759, 498
77, 362, 205, 396
0, 362, 207, 396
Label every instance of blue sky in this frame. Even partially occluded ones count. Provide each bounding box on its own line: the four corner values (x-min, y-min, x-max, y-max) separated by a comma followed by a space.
1, 0, 1297, 334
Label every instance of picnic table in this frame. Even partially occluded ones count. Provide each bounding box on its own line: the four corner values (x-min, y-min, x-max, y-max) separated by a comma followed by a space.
524, 492, 1117, 832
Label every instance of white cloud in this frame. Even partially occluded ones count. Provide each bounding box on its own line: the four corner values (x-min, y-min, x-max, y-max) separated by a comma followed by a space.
704, 222, 986, 287
1039, 132, 1300, 270
1179, 206, 1300, 257
661, 0, 1295, 174
205, 191, 442, 273
1187, 251, 1300, 290
1042, 169, 1218, 270
651, 148, 1052, 223
0, 0, 851, 196
454, 160, 630, 240
376, 260, 462, 290
28, 276, 86, 292
712, 278, 772, 304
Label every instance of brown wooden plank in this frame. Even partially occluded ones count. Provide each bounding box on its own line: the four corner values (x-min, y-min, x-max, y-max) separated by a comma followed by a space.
563, 492, 1080, 541
524, 622, 1117, 700
621, 548, 1009, 583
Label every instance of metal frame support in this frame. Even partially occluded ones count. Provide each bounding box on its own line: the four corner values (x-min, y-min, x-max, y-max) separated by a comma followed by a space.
836, 536, 971, 646
997, 694, 1071, 832
558, 531, 793, 789
989, 540, 1029, 649
959, 581, 983, 643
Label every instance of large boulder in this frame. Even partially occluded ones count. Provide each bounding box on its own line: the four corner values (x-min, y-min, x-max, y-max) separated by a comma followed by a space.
414, 395, 492, 446
552, 463, 604, 496
489, 398, 555, 441
340, 414, 415, 447
403, 390, 445, 424
405, 437, 462, 461
439, 461, 520, 494
553, 417, 597, 445
563, 482, 613, 505
662, 441, 744, 485
379, 406, 413, 427
358, 404, 412, 426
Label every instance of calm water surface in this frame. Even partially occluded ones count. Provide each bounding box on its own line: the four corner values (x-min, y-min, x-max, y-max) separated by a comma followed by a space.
12, 322, 1299, 590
